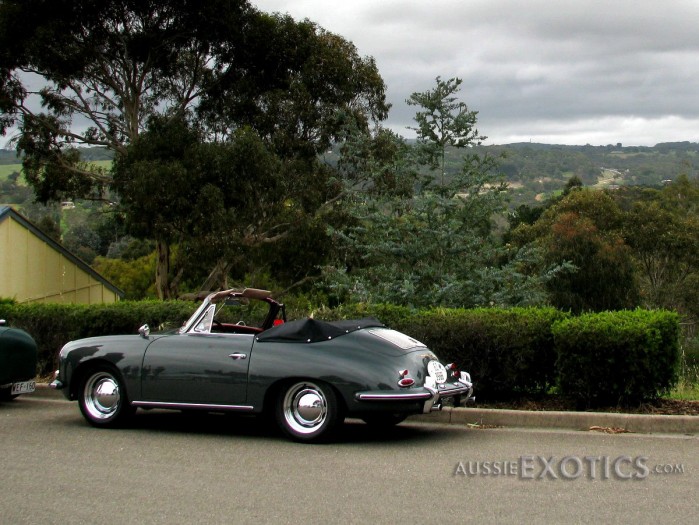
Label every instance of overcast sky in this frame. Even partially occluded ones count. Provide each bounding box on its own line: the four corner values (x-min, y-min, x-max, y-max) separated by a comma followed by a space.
254, 0, 699, 146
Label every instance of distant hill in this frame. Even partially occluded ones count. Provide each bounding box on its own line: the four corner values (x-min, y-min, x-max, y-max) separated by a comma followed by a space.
3, 142, 698, 207
0, 147, 113, 165
471, 141, 699, 205
0, 149, 21, 165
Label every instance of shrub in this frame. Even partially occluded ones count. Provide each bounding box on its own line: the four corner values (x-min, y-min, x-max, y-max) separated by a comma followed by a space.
553, 309, 680, 406
407, 307, 568, 399
314, 303, 418, 329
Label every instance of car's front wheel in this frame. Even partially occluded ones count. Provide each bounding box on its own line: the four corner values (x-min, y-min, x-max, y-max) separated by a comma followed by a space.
79, 367, 134, 427
275, 381, 341, 442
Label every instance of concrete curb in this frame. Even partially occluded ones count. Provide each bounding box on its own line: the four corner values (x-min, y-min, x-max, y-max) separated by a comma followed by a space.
415, 407, 699, 434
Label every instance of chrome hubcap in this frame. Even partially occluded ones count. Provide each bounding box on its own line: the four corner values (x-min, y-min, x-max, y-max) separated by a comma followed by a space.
84, 372, 121, 420
283, 383, 327, 434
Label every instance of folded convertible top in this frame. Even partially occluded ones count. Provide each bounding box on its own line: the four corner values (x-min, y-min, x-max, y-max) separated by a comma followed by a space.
256, 317, 384, 343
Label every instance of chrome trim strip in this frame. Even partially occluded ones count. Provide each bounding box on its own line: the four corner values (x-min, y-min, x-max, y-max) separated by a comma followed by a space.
356, 392, 434, 401
132, 401, 254, 411
355, 382, 473, 404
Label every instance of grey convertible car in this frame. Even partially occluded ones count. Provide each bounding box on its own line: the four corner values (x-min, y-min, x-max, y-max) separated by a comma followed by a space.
52, 288, 473, 441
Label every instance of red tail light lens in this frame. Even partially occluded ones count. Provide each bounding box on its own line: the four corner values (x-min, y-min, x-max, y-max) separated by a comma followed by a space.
398, 378, 415, 387
446, 363, 460, 378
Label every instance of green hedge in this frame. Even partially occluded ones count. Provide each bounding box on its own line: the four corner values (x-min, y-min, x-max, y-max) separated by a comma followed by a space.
552, 309, 680, 406
410, 308, 569, 399
0, 300, 681, 406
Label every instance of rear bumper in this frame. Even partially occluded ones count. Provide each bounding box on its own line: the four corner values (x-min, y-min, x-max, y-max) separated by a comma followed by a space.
0, 380, 36, 396
355, 380, 474, 414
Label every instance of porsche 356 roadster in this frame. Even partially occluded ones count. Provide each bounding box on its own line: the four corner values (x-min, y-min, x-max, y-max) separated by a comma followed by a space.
51, 288, 473, 441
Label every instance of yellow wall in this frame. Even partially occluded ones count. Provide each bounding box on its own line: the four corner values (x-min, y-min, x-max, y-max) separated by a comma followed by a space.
0, 214, 118, 304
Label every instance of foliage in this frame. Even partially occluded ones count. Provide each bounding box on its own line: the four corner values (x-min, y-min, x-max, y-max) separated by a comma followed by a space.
0, 0, 387, 200
112, 116, 342, 297
553, 310, 680, 406
409, 307, 569, 399
407, 76, 484, 185
553, 309, 680, 406
322, 77, 556, 308
616, 176, 699, 320
482, 142, 699, 207
512, 189, 639, 312
312, 302, 419, 329
92, 254, 157, 300
1, 0, 388, 299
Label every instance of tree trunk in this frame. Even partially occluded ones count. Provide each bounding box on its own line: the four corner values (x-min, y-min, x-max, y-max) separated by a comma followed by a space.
155, 239, 171, 300
199, 259, 234, 292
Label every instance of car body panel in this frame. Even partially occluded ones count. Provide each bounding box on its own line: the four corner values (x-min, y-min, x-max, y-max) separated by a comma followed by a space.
58, 335, 153, 401
141, 333, 252, 406
245, 329, 438, 412
0, 324, 38, 397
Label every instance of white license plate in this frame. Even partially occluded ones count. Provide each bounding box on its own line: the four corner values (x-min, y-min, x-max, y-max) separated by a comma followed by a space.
11, 380, 36, 395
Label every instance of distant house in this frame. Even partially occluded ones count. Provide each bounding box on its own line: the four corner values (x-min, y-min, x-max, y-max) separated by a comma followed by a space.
0, 206, 123, 304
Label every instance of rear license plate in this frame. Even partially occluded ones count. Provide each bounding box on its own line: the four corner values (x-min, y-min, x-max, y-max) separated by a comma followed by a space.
11, 380, 35, 395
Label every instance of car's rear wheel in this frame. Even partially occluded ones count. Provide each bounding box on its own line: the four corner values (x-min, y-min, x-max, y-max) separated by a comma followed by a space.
79, 367, 134, 427
276, 381, 341, 442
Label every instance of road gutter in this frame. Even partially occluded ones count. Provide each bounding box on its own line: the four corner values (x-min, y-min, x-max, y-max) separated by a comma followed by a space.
416, 407, 699, 434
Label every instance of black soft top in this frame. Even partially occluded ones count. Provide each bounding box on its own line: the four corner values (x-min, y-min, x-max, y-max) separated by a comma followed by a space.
256, 317, 384, 343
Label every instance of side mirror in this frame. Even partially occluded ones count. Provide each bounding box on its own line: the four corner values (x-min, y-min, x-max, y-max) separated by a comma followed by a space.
138, 324, 150, 338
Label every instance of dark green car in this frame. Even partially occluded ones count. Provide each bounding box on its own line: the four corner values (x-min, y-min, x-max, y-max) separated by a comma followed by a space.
52, 288, 473, 442
0, 320, 38, 400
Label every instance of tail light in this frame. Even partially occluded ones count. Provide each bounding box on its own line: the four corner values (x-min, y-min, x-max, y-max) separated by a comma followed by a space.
397, 369, 415, 387
446, 362, 460, 380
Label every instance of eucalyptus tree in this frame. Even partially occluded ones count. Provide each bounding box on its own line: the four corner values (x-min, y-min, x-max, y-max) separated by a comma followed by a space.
620, 176, 699, 319
0, 0, 388, 298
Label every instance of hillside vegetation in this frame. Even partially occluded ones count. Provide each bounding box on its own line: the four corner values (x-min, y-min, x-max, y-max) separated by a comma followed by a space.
5, 141, 698, 209
480, 141, 699, 205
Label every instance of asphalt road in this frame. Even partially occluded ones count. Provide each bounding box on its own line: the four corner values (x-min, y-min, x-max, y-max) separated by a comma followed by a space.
1, 388, 697, 524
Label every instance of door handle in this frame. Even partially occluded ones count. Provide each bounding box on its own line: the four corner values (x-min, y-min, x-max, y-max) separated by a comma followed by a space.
228, 353, 247, 360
